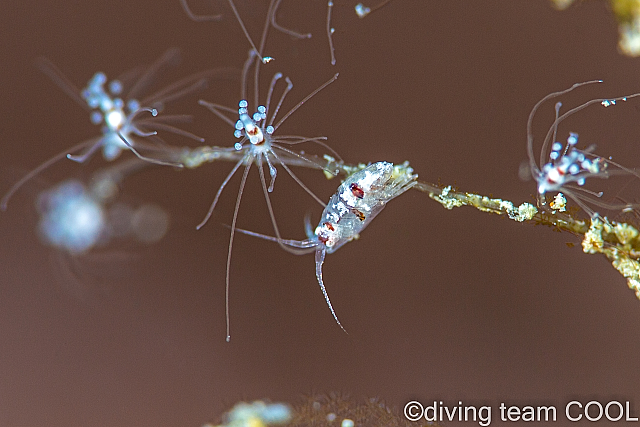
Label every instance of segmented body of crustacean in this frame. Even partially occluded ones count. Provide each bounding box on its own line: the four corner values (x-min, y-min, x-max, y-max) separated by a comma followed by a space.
235, 161, 418, 334
316, 161, 417, 253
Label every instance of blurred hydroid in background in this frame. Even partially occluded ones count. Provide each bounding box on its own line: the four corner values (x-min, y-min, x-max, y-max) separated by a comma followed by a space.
2, 1, 640, 426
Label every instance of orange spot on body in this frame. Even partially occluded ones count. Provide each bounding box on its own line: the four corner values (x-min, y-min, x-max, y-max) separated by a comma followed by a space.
352, 208, 365, 221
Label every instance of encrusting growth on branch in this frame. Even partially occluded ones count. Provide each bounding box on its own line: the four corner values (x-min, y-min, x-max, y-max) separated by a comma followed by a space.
13, 121, 640, 303
420, 181, 640, 299
136, 134, 640, 303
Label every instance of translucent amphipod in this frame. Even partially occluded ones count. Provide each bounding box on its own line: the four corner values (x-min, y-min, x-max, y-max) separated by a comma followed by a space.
526, 81, 640, 217
197, 50, 339, 229
235, 162, 418, 334
1, 49, 210, 210
195, 14, 339, 340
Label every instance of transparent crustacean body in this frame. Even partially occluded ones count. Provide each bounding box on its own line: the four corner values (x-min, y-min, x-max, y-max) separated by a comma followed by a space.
190, 0, 341, 341
315, 162, 417, 253
198, 49, 339, 340
196, 48, 339, 229
234, 162, 418, 334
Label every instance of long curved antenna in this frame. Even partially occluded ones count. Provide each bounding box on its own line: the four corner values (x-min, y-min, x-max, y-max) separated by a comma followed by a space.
271, 135, 328, 144
273, 73, 339, 131
197, 156, 246, 229
567, 184, 603, 198
179, 0, 222, 21
271, 0, 312, 39
231, 226, 317, 250
128, 107, 161, 136
315, 247, 347, 333
594, 153, 640, 182
225, 159, 253, 342
253, 51, 261, 114
0, 138, 98, 210
251, 55, 260, 116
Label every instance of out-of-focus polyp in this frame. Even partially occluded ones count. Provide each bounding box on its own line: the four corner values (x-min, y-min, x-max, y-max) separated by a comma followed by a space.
36, 180, 106, 254
35, 179, 170, 254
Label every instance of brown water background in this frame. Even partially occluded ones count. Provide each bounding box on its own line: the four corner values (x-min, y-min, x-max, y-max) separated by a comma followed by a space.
0, 1, 639, 426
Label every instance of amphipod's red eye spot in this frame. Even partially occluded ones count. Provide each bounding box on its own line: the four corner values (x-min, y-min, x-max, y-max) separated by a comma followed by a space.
352, 208, 366, 221
317, 222, 335, 243
350, 183, 365, 199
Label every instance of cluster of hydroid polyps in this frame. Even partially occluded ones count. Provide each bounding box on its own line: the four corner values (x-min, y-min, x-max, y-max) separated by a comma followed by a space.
206, 395, 433, 427
288, 394, 438, 427
1, 0, 412, 341
204, 400, 292, 427
423, 79, 640, 301
4, 0, 640, 342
